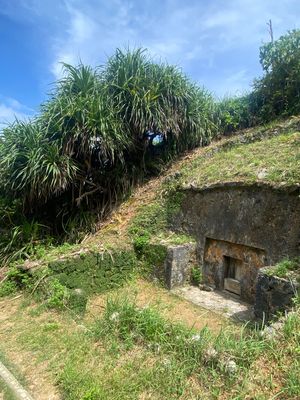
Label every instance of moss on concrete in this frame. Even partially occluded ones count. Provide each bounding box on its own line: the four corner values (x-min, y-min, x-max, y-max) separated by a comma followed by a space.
47, 249, 138, 295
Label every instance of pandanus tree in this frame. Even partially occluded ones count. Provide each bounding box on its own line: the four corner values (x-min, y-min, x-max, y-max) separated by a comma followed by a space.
0, 48, 218, 237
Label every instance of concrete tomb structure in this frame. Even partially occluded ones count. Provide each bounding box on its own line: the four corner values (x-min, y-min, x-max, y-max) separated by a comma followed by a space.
203, 238, 265, 303
168, 182, 300, 318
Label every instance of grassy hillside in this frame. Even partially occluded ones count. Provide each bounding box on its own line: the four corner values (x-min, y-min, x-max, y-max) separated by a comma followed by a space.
179, 131, 300, 188
0, 117, 300, 400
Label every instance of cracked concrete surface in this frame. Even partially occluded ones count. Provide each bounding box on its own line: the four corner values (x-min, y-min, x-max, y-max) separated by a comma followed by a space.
173, 286, 254, 321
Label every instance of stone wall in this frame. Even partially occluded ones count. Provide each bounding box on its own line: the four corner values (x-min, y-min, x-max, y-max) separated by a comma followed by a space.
204, 238, 265, 303
254, 267, 299, 320
164, 244, 196, 289
141, 242, 196, 289
171, 182, 300, 302
173, 182, 300, 267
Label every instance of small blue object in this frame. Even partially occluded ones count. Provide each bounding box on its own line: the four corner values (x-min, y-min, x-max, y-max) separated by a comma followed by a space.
152, 134, 164, 146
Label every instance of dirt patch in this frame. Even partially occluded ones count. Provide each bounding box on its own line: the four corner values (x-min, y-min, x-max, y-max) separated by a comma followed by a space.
0, 297, 60, 400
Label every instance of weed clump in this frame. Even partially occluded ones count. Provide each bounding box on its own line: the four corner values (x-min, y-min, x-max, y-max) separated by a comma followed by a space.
190, 266, 202, 286
265, 257, 300, 279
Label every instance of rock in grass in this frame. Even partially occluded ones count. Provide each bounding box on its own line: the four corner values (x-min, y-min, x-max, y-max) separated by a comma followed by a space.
224, 359, 237, 374
203, 346, 218, 363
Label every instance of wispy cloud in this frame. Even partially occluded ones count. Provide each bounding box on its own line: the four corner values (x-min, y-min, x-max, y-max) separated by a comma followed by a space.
0, 95, 34, 126
1, 0, 300, 98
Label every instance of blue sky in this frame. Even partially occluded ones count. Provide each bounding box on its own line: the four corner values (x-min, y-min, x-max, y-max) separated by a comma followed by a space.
0, 0, 300, 125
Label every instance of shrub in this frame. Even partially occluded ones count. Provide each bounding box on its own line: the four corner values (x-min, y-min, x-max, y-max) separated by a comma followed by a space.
253, 29, 300, 121
0, 280, 17, 297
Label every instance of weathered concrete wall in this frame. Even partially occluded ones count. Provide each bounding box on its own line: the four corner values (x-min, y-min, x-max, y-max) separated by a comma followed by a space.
142, 242, 196, 289
204, 238, 265, 303
254, 268, 299, 320
164, 244, 196, 289
173, 183, 300, 267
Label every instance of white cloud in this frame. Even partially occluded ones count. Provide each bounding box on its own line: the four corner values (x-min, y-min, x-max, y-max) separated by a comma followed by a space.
212, 69, 252, 98
0, 96, 34, 127
51, 7, 98, 78
2, 0, 300, 97
50, 1, 137, 79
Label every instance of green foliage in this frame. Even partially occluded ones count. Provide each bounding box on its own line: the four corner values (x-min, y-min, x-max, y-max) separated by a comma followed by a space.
266, 257, 300, 278
39, 278, 88, 313
0, 267, 35, 298
0, 48, 218, 265
47, 249, 137, 295
254, 29, 300, 120
190, 266, 202, 286
0, 280, 18, 297
81, 389, 102, 400
217, 96, 253, 134
132, 233, 151, 256
1, 32, 300, 266
46, 278, 69, 309
217, 30, 300, 132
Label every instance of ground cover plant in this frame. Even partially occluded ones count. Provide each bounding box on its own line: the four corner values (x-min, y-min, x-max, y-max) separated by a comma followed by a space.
265, 257, 300, 281
0, 285, 299, 399
177, 131, 300, 188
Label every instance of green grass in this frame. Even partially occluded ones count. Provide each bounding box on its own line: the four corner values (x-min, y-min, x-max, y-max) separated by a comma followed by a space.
4, 294, 298, 399
178, 131, 300, 188
0, 350, 26, 400
0, 381, 18, 400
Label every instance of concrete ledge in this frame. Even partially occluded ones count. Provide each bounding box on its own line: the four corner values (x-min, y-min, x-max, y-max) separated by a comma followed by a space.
0, 361, 34, 400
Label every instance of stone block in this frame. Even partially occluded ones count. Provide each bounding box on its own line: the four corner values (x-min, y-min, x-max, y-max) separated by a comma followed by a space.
164, 243, 196, 289
254, 267, 299, 320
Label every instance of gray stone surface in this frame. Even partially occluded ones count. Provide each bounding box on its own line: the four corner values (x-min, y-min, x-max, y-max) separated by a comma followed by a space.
254, 268, 299, 320
173, 183, 300, 266
173, 285, 253, 321
164, 244, 196, 289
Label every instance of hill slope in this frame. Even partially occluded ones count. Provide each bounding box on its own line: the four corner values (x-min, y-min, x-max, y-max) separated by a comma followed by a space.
0, 116, 300, 400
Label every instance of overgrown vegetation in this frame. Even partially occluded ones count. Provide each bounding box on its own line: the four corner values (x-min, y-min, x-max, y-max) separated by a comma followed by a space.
1, 29, 300, 265
1, 291, 299, 399
178, 131, 300, 188
265, 257, 300, 280
217, 29, 300, 134
0, 48, 217, 265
